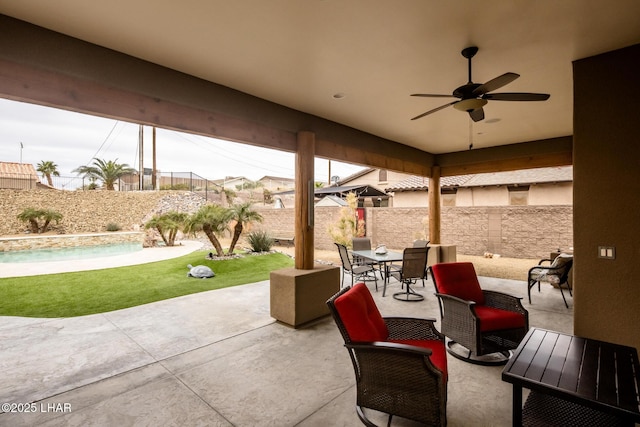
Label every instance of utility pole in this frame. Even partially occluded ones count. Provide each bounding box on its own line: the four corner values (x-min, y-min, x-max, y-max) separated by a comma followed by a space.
152, 126, 157, 190
138, 125, 144, 190
19, 142, 23, 163
327, 160, 331, 186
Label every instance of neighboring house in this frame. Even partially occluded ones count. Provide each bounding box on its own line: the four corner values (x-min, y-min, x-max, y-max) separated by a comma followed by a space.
337, 167, 410, 193
315, 194, 348, 207
258, 175, 295, 191
386, 166, 573, 207
213, 176, 253, 190
0, 162, 40, 190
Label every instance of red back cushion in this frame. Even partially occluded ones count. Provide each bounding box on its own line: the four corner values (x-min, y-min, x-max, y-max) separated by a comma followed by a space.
431, 262, 485, 305
334, 283, 389, 342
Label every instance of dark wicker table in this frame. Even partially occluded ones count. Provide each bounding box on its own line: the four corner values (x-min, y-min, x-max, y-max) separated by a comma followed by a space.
502, 328, 640, 426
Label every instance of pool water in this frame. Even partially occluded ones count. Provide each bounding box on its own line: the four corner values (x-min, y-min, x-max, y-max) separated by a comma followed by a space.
0, 243, 143, 263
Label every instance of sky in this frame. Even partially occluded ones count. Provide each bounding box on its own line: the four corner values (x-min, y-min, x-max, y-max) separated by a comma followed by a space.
0, 98, 366, 183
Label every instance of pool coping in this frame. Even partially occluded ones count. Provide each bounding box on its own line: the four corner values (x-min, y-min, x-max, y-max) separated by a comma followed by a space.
0, 240, 204, 278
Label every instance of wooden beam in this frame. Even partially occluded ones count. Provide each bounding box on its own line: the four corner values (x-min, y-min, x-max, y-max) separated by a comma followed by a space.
295, 131, 315, 270
429, 166, 441, 244
315, 137, 433, 177
0, 58, 298, 153
435, 136, 573, 177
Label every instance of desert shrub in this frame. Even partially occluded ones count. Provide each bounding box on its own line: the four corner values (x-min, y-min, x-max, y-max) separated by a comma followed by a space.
247, 230, 274, 252
106, 223, 122, 232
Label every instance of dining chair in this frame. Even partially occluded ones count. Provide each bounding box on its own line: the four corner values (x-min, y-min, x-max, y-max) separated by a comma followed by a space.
335, 243, 378, 290
387, 247, 429, 301
352, 237, 379, 273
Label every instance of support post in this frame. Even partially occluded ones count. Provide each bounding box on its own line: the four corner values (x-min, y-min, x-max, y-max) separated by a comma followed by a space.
295, 131, 315, 269
429, 165, 441, 244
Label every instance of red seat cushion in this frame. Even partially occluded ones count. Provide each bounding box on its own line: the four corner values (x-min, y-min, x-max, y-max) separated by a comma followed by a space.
474, 306, 526, 332
390, 338, 448, 380
431, 262, 485, 305
334, 283, 389, 342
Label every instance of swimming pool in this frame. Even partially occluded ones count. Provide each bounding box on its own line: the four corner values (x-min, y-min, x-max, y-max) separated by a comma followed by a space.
0, 242, 143, 263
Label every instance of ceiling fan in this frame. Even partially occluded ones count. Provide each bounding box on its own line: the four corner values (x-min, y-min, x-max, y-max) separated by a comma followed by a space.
411, 46, 550, 122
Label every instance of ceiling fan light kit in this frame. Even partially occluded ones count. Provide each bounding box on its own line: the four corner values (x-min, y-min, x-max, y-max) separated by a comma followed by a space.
453, 98, 487, 112
411, 46, 549, 122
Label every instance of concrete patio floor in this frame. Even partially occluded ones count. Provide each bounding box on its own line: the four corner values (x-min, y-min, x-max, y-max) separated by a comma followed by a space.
0, 264, 573, 426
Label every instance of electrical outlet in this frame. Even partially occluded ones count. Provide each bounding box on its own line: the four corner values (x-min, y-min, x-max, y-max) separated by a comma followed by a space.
598, 246, 615, 259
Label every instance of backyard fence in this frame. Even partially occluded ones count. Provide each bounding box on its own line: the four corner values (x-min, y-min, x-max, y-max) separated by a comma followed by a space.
255, 205, 573, 260
1, 171, 221, 200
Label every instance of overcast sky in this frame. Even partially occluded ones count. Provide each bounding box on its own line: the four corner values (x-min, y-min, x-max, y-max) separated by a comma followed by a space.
0, 98, 365, 183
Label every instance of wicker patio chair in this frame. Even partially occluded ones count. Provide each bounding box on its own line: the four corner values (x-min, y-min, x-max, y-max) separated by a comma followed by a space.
387, 247, 430, 301
327, 283, 447, 426
527, 253, 573, 308
430, 262, 529, 365
335, 243, 378, 290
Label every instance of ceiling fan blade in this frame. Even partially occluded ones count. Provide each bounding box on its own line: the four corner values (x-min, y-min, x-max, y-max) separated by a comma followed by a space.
469, 108, 484, 122
411, 93, 457, 98
472, 72, 520, 96
411, 101, 457, 120
483, 92, 550, 101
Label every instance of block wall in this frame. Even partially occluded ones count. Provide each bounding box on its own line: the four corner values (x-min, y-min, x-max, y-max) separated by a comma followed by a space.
256, 205, 573, 259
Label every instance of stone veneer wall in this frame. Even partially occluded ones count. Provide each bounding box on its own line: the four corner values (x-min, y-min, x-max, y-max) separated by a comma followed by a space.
256, 205, 573, 259
0, 189, 208, 236
0, 232, 144, 252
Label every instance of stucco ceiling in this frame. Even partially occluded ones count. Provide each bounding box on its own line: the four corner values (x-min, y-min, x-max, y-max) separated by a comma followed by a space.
1, 1, 639, 155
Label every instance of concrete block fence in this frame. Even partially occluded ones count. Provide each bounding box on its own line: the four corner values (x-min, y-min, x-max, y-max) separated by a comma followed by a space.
256, 205, 573, 259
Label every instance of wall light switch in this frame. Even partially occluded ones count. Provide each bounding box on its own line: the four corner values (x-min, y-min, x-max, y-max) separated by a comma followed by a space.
598, 246, 616, 259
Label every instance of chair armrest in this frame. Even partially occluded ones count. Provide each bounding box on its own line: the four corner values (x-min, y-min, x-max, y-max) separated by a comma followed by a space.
482, 290, 528, 317
346, 341, 445, 381
528, 265, 565, 281
434, 293, 476, 307
384, 316, 444, 341
348, 341, 432, 356
434, 293, 479, 331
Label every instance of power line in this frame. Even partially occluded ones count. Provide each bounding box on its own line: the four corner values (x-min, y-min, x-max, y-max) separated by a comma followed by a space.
85, 120, 121, 166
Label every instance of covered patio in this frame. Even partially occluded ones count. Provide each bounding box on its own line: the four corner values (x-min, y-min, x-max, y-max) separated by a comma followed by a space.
1, 275, 572, 426
1, 2, 639, 425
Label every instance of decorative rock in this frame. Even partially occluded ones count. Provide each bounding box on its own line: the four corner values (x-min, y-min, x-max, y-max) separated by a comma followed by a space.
187, 264, 215, 279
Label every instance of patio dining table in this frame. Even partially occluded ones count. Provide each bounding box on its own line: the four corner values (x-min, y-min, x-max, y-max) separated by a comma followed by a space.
351, 249, 403, 289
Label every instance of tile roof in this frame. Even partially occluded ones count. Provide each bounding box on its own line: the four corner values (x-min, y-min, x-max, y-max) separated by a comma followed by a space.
386, 166, 573, 192
0, 161, 39, 177
258, 175, 295, 183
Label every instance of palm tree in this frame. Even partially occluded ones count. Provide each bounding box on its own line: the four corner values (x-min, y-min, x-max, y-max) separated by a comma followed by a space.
144, 211, 188, 247
184, 205, 232, 257
72, 158, 135, 190
17, 208, 63, 233
17, 208, 41, 233
40, 209, 63, 233
228, 202, 263, 254
36, 160, 60, 187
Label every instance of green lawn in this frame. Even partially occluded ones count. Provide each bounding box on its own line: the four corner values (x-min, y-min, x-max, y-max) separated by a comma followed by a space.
0, 251, 293, 318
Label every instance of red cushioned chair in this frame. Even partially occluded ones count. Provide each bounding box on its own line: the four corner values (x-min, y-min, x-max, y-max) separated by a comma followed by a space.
430, 262, 529, 365
326, 282, 447, 426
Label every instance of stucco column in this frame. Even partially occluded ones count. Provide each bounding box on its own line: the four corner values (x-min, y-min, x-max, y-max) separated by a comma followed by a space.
429, 166, 441, 244
295, 131, 315, 269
